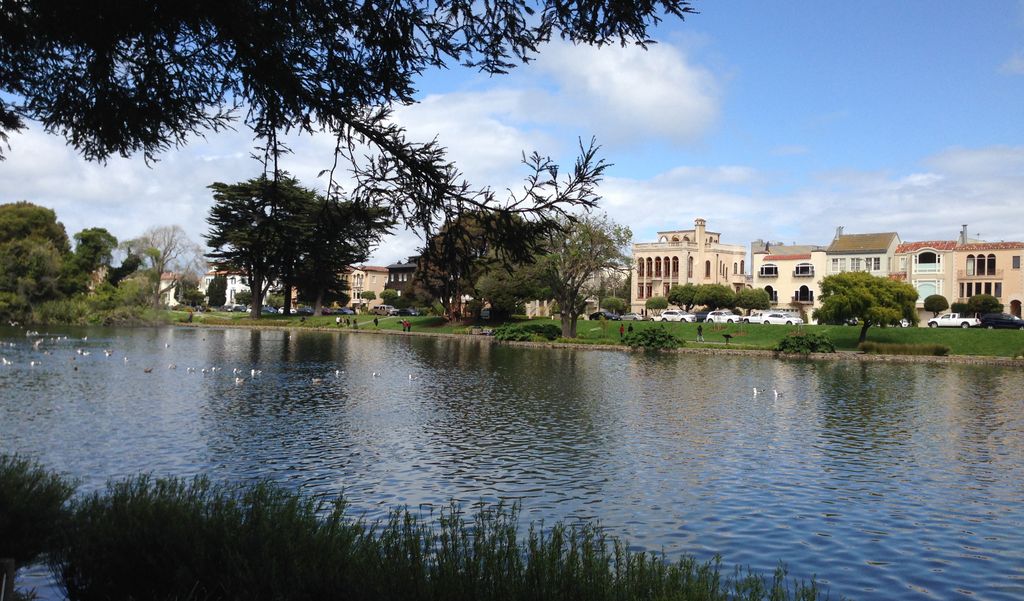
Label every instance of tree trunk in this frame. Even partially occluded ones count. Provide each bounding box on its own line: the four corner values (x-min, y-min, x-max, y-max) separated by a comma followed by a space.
859, 322, 870, 344
249, 273, 263, 319
313, 288, 324, 316
282, 283, 292, 315
560, 313, 573, 338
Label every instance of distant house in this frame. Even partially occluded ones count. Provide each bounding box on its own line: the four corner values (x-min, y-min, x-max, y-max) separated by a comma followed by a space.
751, 242, 827, 312
385, 256, 419, 297
343, 265, 388, 309
200, 269, 250, 305
159, 272, 181, 307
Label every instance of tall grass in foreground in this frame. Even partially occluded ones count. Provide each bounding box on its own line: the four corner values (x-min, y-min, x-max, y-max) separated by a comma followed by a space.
857, 341, 950, 356
54, 475, 829, 601
0, 455, 76, 568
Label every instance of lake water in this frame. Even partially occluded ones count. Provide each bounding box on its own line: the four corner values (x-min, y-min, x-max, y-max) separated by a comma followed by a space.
1, 325, 1023, 600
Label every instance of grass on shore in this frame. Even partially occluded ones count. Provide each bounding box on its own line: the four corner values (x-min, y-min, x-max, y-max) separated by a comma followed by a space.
173, 310, 1024, 358
53, 473, 828, 601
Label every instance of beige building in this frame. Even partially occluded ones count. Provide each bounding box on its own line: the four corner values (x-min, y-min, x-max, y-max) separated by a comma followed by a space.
953, 241, 1024, 317
751, 244, 827, 314
893, 241, 958, 322
631, 218, 747, 314
825, 228, 901, 277
343, 265, 388, 310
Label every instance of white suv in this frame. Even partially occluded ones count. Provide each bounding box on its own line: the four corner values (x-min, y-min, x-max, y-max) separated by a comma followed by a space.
659, 310, 695, 322
705, 310, 739, 324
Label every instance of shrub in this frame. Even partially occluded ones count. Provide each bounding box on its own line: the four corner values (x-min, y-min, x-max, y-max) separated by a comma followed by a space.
0, 291, 31, 322
492, 325, 533, 341
0, 454, 77, 568
31, 298, 90, 324
623, 325, 681, 350
53, 475, 827, 601
518, 321, 561, 340
858, 341, 950, 356
775, 332, 835, 354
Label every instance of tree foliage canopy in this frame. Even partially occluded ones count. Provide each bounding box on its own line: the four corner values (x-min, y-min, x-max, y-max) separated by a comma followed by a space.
922, 294, 949, 318
812, 272, 918, 342
735, 288, 771, 314
693, 284, 735, 311
967, 294, 1002, 316
667, 283, 697, 311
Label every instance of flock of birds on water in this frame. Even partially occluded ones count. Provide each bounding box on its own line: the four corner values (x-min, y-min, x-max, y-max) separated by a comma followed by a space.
1, 329, 417, 385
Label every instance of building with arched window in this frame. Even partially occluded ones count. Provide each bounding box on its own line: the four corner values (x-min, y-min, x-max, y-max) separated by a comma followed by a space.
630, 218, 747, 314
751, 242, 827, 316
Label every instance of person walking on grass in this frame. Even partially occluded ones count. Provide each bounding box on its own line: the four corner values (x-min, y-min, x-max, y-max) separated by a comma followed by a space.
697, 324, 704, 342
373, 317, 379, 328
619, 323, 625, 339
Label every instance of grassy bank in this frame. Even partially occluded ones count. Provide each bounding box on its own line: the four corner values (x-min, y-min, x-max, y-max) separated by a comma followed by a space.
19, 468, 826, 601
177, 310, 1024, 358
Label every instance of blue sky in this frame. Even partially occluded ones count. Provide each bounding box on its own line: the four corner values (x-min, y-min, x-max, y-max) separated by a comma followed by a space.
2, 1, 1023, 265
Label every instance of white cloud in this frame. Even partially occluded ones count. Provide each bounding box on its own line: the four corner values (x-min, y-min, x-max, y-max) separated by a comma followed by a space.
527, 40, 721, 145
1000, 50, 1024, 74
602, 146, 1024, 253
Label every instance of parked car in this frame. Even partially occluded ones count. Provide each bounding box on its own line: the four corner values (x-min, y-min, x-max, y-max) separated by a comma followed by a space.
396, 308, 419, 316
373, 304, 395, 316
620, 312, 647, 321
979, 313, 1024, 329
337, 307, 356, 315
759, 312, 804, 325
659, 310, 695, 322
705, 310, 739, 324
693, 311, 711, 323
261, 305, 278, 314
927, 313, 980, 328
589, 310, 621, 321
892, 318, 911, 328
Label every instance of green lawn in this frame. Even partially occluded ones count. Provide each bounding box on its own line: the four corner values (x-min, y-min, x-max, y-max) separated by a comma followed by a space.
173, 311, 1024, 358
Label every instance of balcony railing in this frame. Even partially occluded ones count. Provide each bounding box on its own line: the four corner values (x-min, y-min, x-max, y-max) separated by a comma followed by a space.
913, 263, 942, 274
791, 295, 815, 304
758, 271, 778, 278
957, 269, 1003, 280
792, 269, 815, 277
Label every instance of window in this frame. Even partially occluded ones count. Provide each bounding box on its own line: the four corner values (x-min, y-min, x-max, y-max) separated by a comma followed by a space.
687, 256, 693, 278
646, 257, 653, 277
672, 256, 679, 276
872, 257, 881, 271
960, 283, 965, 298
637, 284, 644, 299
1014, 256, 1021, 270
984, 282, 992, 295
705, 260, 711, 278
794, 263, 814, 277
663, 283, 670, 296
830, 258, 847, 273
916, 282, 937, 298
654, 257, 662, 277
995, 283, 1003, 298
764, 286, 777, 302
987, 254, 996, 274
851, 258, 862, 271
759, 264, 778, 277
740, 259, 745, 274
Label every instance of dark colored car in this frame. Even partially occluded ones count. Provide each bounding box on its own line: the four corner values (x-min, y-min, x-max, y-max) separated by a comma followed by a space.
589, 310, 620, 321
693, 311, 711, 323
337, 307, 356, 315
396, 308, 419, 316
979, 313, 1024, 329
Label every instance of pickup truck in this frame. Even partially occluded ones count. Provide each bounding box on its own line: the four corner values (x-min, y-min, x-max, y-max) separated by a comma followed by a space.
926, 313, 980, 329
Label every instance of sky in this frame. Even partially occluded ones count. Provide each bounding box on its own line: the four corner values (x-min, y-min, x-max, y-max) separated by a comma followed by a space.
2, 1, 1024, 266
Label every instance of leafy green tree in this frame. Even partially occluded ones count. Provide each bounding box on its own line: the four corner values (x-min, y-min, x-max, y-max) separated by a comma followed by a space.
474, 265, 545, 321
813, 272, 919, 343
106, 253, 142, 287
206, 175, 305, 318
967, 294, 1003, 316
535, 214, 631, 338
129, 225, 204, 308
380, 289, 399, 305
360, 291, 377, 303
206, 275, 227, 308
177, 280, 205, 307
234, 290, 253, 307
601, 296, 626, 314
693, 284, 736, 311
923, 294, 949, 318
645, 296, 668, 315
735, 288, 771, 315
61, 227, 119, 295
0, 202, 70, 251
667, 283, 698, 311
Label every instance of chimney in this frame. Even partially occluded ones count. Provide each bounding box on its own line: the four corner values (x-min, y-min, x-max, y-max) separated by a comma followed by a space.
959, 224, 968, 245
834, 226, 844, 240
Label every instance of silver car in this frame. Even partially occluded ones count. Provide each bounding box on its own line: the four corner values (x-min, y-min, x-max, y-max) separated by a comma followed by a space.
620, 313, 647, 321
659, 310, 696, 322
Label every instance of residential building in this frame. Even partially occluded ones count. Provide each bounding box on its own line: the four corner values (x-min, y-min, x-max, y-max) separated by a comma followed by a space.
344, 265, 388, 309
825, 227, 901, 277
751, 242, 827, 314
893, 240, 958, 322
159, 272, 181, 307
385, 256, 419, 297
200, 269, 251, 305
630, 218, 748, 314
952, 224, 1024, 317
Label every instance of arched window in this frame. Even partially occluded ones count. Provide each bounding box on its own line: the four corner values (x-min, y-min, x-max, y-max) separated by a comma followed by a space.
646, 257, 653, 277
683, 236, 690, 243
764, 286, 777, 302
638, 259, 644, 277
671, 236, 679, 242
733, 262, 738, 274
759, 263, 778, 277
654, 257, 662, 277
740, 259, 745, 274
687, 256, 694, 278
795, 285, 813, 302
916, 282, 937, 298
966, 254, 975, 276
664, 257, 671, 278
987, 254, 996, 274
672, 257, 679, 276
705, 260, 711, 278
794, 263, 814, 277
